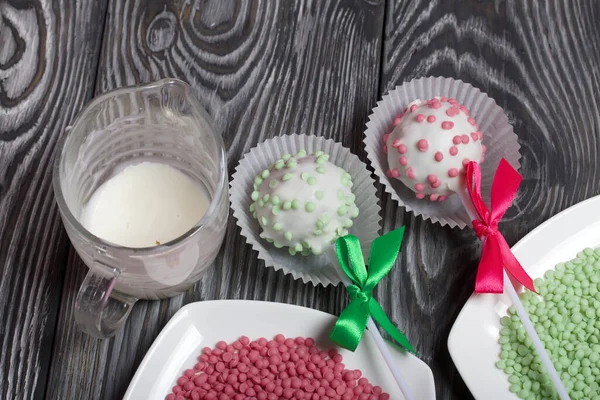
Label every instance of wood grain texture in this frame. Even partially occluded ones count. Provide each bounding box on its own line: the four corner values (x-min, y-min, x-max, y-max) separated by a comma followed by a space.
46, 1, 386, 399
380, 0, 600, 398
0, 0, 107, 399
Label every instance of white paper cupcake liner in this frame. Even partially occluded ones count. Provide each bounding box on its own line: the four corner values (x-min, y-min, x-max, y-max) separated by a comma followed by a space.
230, 134, 382, 286
364, 77, 521, 229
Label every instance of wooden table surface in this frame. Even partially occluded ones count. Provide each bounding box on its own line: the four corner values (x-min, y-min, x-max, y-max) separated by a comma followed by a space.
2, 0, 600, 399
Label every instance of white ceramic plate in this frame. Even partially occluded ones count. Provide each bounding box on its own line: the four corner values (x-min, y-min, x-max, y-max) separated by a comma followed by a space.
124, 300, 436, 400
448, 195, 600, 399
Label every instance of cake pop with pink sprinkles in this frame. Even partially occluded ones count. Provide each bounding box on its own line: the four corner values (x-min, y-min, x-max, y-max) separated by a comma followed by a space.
384, 97, 485, 201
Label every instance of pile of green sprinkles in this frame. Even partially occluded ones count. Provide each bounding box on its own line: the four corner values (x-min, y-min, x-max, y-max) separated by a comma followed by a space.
497, 247, 600, 399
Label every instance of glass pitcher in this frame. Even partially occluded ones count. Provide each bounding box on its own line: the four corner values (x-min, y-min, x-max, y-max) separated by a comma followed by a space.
53, 79, 228, 338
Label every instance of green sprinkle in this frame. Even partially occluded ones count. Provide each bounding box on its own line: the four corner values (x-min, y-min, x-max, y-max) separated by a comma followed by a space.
283, 173, 293, 181
301, 241, 311, 249
295, 243, 303, 252
261, 169, 270, 179
337, 205, 349, 216
315, 190, 325, 200
316, 166, 326, 174
284, 231, 293, 241
273, 223, 282, 231
345, 195, 355, 206
262, 193, 270, 203
286, 160, 297, 168
258, 199, 265, 208
301, 172, 310, 181
351, 206, 359, 218
314, 230, 323, 236
343, 219, 353, 228
265, 238, 273, 243
274, 160, 285, 170
261, 216, 269, 226
291, 200, 300, 209
272, 206, 280, 215
307, 177, 317, 185
296, 149, 307, 158
282, 201, 292, 210
254, 176, 263, 185
337, 189, 345, 200
271, 195, 281, 205
274, 241, 283, 248
269, 180, 278, 189
250, 203, 256, 212
320, 213, 331, 224
305, 202, 316, 212
316, 220, 325, 230
316, 157, 327, 165
289, 248, 297, 256
282, 153, 291, 161
314, 150, 324, 157
251, 191, 259, 201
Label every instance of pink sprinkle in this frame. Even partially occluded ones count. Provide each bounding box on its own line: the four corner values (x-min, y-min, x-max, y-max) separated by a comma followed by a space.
414, 183, 425, 191
393, 116, 402, 126
406, 168, 415, 180
477, 131, 483, 140
391, 168, 400, 178
452, 135, 462, 145
480, 154, 485, 163
448, 98, 458, 104
434, 151, 443, 162
462, 158, 470, 168
446, 105, 460, 117
386, 169, 393, 178
415, 193, 425, 199
416, 114, 426, 122
482, 144, 487, 154
399, 156, 408, 166
448, 168, 459, 177
392, 139, 402, 148
430, 194, 439, 201
467, 117, 476, 126
430, 180, 441, 188
449, 146, 458, 156
431, 102, 441, 109
427, 174, 437, 184
461, 134, 469, 144
397, 144, 407, 154
417, 139, 428, 151
409, 104, 417, 112
427, 115, 436, 123
383, 133, 390, 143
471, 132, 478, 141
383, 145, 388, 154
441, 121, 454, 130
441, 97, 448, 102
438, 195, 447, 201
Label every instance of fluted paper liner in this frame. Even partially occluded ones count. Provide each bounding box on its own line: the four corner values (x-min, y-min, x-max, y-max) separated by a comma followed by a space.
364, 77, 522, 229
230, 135, 381, 286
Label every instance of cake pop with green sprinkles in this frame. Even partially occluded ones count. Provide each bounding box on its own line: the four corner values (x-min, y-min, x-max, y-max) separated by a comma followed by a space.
497, 247, 600, 399
251, 149, 359, 256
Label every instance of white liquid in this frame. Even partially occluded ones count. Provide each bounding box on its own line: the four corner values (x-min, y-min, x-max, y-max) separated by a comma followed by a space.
81, 162, 209, 248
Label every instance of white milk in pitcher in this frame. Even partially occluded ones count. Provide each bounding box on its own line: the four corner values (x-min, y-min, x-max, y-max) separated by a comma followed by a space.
80, 162, 209, 248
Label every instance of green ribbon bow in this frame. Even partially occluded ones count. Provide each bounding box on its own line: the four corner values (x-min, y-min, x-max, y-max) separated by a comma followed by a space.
329, 227, 416, 354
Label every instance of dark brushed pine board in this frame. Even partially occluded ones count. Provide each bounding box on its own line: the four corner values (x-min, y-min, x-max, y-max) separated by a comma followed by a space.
0, 0, 108, 399
46, 1, 386, 399
378, 1, 600, 399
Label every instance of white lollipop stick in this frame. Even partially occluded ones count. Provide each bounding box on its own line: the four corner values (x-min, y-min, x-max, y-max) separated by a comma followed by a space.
325, 247, 417, 400
457, 188, 570, 400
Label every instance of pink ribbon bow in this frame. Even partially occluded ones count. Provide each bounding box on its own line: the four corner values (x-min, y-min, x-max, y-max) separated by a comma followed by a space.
466, 159, 536, 294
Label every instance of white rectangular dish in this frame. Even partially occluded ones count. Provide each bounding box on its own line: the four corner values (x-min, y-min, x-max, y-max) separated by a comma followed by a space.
448, 195, 600, 399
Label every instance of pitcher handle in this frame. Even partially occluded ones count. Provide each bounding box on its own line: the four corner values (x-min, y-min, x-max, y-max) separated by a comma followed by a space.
74, 260, 137, 338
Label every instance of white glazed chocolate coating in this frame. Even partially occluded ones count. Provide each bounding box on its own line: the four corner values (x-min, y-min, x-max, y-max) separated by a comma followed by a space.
385, 97, 485, 201
251, 150, 359, 256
